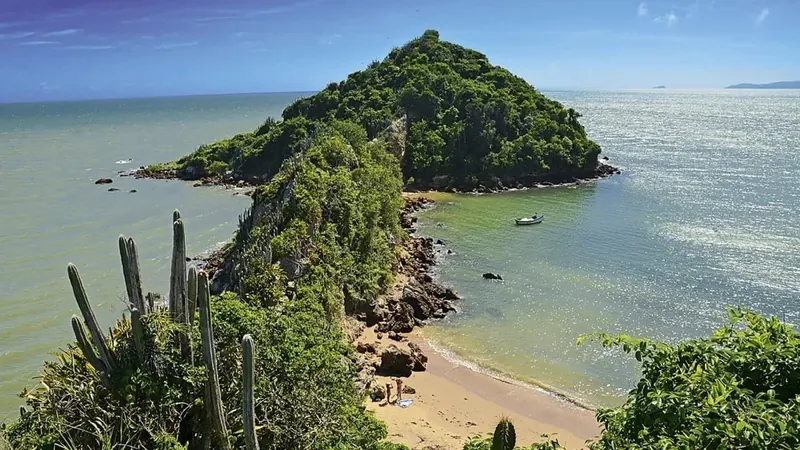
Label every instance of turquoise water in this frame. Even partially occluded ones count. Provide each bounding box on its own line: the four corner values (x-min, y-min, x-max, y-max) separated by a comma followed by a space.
1, 89, 797, 420
0, 93, 305, 420
419, 89, 800, 407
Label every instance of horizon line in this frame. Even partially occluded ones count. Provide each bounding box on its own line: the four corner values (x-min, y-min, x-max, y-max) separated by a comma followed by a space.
1, 86, 795, 106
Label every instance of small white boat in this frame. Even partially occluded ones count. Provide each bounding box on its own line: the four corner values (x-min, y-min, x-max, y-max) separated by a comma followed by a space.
515, 215, 544, 225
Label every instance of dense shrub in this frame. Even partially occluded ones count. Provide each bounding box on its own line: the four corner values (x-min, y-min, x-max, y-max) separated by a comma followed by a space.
464, 308, 800, 450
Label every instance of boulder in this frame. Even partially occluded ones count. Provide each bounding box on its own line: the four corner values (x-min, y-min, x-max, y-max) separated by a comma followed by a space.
107, 187, 120, 192
356, 341, 378, 354
95, 178, 113, 185
482, 272, 503, 281
370, 384, 386, 402
129, 189, 137, 193
355, 365, 376, 396
408, 342, 428, 371
379, 345, 414, 377
377, 302, 416, 333
402, 385, 416, 394
402, 278, 436, 320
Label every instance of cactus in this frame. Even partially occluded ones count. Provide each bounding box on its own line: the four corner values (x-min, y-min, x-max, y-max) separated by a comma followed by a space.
68, 263, 116, 373
131, 308, 145, 362
187, 265, 198, 325
126, 237, 145, 313
169, 218, 187, 322
242, 334, 259, 450
198, 270, 231, 449
491, 417, 516, 450
119, 236, 146, 313
146, 292, 156, 312
71, 315, 104, 373
170, 215, 192, 360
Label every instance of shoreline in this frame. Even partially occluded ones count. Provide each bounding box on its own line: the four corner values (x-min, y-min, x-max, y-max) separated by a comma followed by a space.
349, 194, 601, 449
132, 167, 610, 447
355, 327, 600, 449
130, 158, 621, 195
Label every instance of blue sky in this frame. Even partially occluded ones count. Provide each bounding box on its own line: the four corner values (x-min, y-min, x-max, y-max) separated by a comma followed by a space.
0, 0, 798, 102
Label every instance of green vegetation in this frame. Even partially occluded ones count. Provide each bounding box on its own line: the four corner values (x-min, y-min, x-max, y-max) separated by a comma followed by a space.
463, 308, 800, 449
151, 30, 601, 190
4, 29, 796, 450
2, 133, 403, 449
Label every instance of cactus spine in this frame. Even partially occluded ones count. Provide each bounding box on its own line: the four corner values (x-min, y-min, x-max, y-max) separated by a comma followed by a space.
68, 263, 116, 373
491, 417, 516, 450
242, 334, 259, 450
198, 270, 231, 450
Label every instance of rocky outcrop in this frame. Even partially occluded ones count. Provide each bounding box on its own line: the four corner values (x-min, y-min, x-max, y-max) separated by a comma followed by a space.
379, 344, 414, 377
408, 342, 428, 371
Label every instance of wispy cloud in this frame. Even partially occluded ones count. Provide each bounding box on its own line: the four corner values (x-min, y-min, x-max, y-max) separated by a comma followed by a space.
154, 41, 198, 50
755, 8, 769, 25
65, 45, 114, 50
43, 28, 81, 37
0, 31, 35, 39
319, 33, 342, 46
654, 11, 678, 27
0, 21, 28, 30
638, 2, 648, 17
39, 81, 60, 91
21, 40, 60, 46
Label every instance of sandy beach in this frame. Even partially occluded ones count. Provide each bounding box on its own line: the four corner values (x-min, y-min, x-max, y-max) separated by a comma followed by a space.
358, 327, 600, 450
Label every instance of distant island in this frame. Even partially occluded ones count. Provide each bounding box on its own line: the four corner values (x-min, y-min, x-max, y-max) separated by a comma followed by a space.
653, 85, 667, 89
726, 81, 800, 89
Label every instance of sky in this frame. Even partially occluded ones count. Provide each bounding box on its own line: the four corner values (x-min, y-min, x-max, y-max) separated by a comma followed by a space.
0, 0, 798, 102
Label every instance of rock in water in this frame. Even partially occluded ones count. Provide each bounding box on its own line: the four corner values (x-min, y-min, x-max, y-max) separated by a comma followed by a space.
482, 272, 503, 280
95, 178, 113, 184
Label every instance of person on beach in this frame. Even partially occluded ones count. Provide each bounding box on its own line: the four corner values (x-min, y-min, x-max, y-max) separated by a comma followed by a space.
384, 382, 393, 406
395, 378, 403, 401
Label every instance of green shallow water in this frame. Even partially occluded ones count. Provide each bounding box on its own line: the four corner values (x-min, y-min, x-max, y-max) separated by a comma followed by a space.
418, 89, 800, 408
0, 93, 306, 420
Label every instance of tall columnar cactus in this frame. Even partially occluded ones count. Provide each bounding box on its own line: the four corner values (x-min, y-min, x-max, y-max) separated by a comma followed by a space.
71, 315, 104, 373
491, 417, 516, 450
187, 265, 198, 325
146, 292, 156, 312
119, 236, 146, 313
242, 334, 259, 450
130, 308, 145, 362
126, 237, 145, 312
170, 212, 192, 360
169, 216, 187, 322
198, 270, 231, 450
67, 263, 116, 373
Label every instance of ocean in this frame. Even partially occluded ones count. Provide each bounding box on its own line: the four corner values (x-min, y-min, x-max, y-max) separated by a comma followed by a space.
0, 89, 798, 419
0, 93, 305, 421
418, 89, 800, 407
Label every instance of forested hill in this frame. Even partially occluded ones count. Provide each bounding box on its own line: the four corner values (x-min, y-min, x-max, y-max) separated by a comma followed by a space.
149, 30, 604, 191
